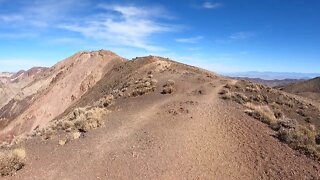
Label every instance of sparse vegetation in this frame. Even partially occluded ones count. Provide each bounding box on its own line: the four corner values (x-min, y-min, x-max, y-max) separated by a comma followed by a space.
0, 148, 26, 176
233, 92, 249, 104
161, 79, 175, 94
51, 107, 107, 133
219, 89, 233, 100
244, 104, 278, 128
220, 81, 320, 160
129, 76, 157, 97
277, 125, 319, 160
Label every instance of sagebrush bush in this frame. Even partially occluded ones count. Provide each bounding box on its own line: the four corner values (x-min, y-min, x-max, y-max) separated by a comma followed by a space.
277, 126, 319, 160
0, 148, 26, 176
233, 92, 249, 104
161, 79, 175, 94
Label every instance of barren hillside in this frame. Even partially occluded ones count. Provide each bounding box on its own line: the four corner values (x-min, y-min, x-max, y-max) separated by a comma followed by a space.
0, 67, 48, 110
279, 77, 320, 102
0, 50, 125, 142
0, 52, 319, 179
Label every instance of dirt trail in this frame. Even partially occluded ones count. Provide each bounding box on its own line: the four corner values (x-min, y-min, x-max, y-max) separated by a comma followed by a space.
5, 79, 320, 179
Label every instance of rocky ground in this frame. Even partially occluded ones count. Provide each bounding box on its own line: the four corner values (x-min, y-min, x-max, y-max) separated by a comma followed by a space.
0, 52, 319, 179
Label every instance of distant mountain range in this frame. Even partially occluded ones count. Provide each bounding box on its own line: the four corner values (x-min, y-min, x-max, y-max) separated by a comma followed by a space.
232, 77, 304, 87
223, 71, 320, 80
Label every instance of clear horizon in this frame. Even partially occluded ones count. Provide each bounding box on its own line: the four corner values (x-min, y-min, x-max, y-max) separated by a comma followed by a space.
0, 0, 320, 74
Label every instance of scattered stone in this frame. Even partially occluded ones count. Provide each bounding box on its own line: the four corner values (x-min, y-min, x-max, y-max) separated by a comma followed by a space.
59, 139, 67, 146
73, 132, 81, 140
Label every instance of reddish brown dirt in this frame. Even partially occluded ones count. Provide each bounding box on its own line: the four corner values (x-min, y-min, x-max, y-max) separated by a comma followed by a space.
0, 50, 125, 141
1, 55, 319, 179
5, 64, 320, 179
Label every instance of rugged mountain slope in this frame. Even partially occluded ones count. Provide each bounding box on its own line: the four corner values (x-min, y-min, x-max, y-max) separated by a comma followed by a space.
1, 54, 319, 179
280, 77, 320, 101
0, 72, 14, 83
0, 67, 48, 110
0, 50, 125, 141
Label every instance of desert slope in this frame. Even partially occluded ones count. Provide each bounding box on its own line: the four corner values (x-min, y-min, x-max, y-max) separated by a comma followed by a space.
280, 77, 320, 101
0, 50, 125, 141
1, 55, 319, 179
0, 67, 48, 109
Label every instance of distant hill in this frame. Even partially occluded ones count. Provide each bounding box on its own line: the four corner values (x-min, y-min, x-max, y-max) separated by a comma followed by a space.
224, 71, 320, 80
0, 67, 48, 110
232, 77, 304, 87
279, 77, 320, 101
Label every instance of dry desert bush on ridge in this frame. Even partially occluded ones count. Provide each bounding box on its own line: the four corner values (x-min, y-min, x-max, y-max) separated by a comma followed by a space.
220, 80, 320, 160
0, 148, 26, 176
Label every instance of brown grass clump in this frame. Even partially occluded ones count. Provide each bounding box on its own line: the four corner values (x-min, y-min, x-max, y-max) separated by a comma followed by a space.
0, 148, 26, 176
244, 103, 279, 129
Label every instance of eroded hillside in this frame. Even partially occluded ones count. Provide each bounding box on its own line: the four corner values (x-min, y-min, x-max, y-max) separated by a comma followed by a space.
0, 50, 125, 142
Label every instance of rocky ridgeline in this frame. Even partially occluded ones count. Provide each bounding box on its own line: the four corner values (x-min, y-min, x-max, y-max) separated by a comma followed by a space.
0, 68, 179, 149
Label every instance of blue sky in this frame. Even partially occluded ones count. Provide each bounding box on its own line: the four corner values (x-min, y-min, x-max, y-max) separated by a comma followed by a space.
0, 0, 319, 74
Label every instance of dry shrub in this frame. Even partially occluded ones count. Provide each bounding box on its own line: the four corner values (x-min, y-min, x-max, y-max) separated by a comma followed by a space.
218, 89, 229, 95
93, 94, 114, 108
277, 126, 319, 160
316, 134, 320, 145
162, 86, 175, 94
224, 84, 232, 89
221, 93, 232, 100
250, 94, 265, 103
130, 78, 156, 97
273, 109, 284, 119
278, 118, 298, 129
233, 92, 249, 104
220, 89, 232, 100
51, 107, 107, 133
0, 148, 26, 176
245, 83, 261, 93
166, 79, 175, 86
245, 103, 278, 128
131, 87, 155, 97
150, 79, 158, 86
74, 116, 103, 132
161, 79, 175, 94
